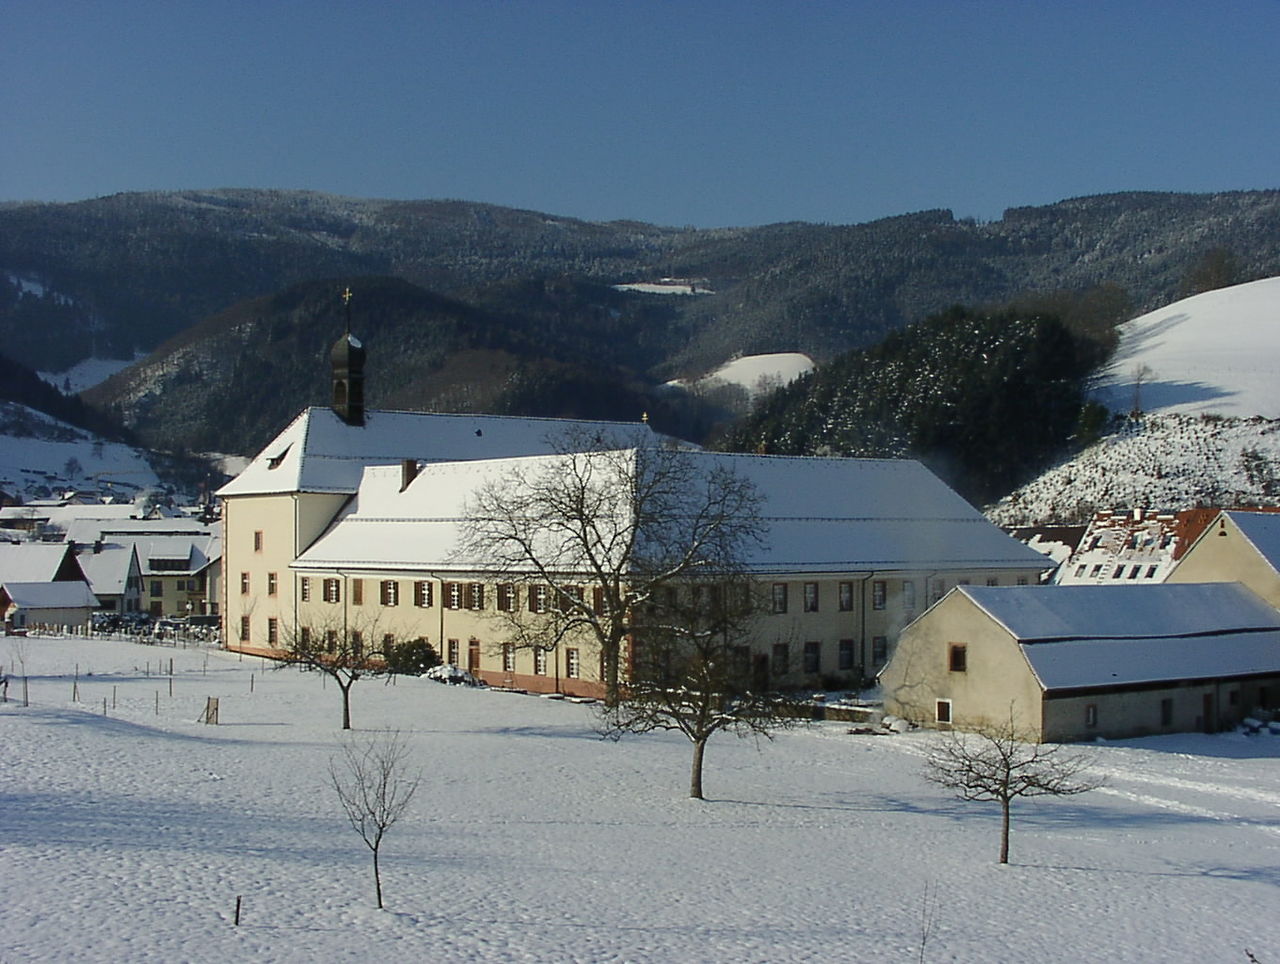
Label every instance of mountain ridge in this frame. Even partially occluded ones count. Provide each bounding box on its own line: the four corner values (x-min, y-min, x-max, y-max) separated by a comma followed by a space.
6, 187, 1280, 377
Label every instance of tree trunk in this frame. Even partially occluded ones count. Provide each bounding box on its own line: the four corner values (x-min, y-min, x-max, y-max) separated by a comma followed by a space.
689, 737, 707, 799
603, 645, 620, 706
340, 680, 352, 730
372, 846, 383, 909
999, 798, 1011, 864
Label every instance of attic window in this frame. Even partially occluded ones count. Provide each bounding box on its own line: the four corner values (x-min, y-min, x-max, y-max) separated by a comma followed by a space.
267, 445, 292, 470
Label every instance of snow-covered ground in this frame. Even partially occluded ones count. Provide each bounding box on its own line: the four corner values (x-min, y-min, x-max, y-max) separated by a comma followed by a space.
1092, 276, 1280, 419
3, 634, 1277, 962
668, 352, 815, 402
612, 279, 712, 296
39, 356, 139, 395
0, 402, 160, 502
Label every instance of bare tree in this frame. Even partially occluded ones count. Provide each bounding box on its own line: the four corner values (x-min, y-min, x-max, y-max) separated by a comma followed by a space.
924, 712, 1099, 864
1130, 363, 1152, 417
457, 431, 765, 703
599, 573, 800, 799
328, 729, 420, 909
279, 616, 387, 730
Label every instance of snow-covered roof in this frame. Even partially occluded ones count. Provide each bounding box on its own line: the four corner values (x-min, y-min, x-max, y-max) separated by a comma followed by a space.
1, 581, 99, 610
959, 582, 1280, 642
132, 534, 221, 575
0, 543, 78, 583
75, 545, 138, 596
217, 407, 667, 498
295, 449, 1048, 575
1021, 629, 1280, 690
1224, 510, 1280, 571
63, 517, 209, 546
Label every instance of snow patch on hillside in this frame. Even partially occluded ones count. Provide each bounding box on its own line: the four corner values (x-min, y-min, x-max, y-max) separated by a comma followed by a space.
612, 278, 713, 295
988, 414, 1280, 526
0, 402, 160, 502
668, 352, 814, 401
1092, 276, 1280, 418
39, 356, 140, 394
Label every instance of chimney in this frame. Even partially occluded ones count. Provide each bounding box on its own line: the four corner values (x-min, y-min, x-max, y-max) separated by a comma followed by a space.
400, 459, 419, 492
94, 538, 103, 554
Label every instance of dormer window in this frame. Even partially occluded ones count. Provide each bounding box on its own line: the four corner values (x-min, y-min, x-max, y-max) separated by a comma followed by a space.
266, 445, 291, 470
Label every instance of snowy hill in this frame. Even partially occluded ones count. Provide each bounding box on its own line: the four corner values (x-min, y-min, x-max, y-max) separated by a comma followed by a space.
1092, 276, 1280, 418
987, 413, 1280, 525
0, 401, 161, 503
990, 278, 1280, 525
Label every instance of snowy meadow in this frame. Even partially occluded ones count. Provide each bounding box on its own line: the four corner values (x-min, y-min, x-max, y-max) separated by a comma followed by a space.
2, 635, 1278, 963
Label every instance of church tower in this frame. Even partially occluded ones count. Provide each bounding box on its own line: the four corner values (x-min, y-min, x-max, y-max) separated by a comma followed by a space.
331, 287, 366, 426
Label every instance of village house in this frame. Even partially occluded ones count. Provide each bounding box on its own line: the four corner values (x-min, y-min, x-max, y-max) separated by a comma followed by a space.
64, 519, 221, 618
217, 328, 1049, 695
1166, 509, 1280, 609
878, 582, 1280, 741
74, 541, 143, 615
0, 542, 98, 633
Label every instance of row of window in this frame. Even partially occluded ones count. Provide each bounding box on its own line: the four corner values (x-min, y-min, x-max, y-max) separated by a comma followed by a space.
441, 638, 584, 679
1073, 562, 1161, 580
769, 577, 1021, 615
257, 576, 604, 615
238, 616, 410, 658
150, 578, 203, 596
769, 637, 888, 676
242, 574, 1031, 613
772, 579, 921, 614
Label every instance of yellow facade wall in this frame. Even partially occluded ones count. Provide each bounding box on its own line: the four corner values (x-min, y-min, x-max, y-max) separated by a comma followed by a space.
879, 591, 1046, 738
1167, 515, 1280, 608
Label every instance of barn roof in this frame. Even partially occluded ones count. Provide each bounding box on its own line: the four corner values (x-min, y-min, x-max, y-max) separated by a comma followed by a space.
1225, 510, 1280, 571
1020, 630, 1280, 690
957, 582, 1280, 642
1, 581, 99, 610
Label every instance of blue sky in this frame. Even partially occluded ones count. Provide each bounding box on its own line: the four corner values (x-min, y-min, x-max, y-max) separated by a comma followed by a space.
4, 1, 1278, 227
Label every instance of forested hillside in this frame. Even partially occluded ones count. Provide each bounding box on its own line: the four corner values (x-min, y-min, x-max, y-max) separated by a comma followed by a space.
4, 188, 1280, 378
724, 306, 1110, 504
83, 276, 707, 455
0, 352, 131, 441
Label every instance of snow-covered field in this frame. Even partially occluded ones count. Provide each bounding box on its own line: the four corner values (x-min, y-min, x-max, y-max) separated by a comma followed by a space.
39, 356, 138, 395
1092, 276, 1280, 419
3, 635, 1277, 962
0, 402, 160, 502
667, 353, 815, 403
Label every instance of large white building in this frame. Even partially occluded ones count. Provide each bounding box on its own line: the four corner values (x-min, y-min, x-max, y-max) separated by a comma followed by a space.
217, 330, 1049, 696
